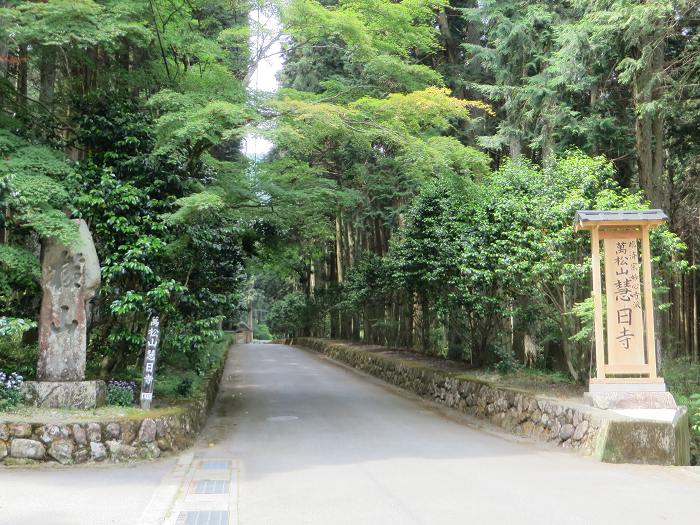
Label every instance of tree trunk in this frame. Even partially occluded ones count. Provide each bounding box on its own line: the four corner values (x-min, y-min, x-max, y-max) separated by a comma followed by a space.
634, 38, 666, 208
0, 30, 8, 79
509, 135, 521, 160
335, 212, 344, 283
541, 111, 554, 162
437, 9, 460, 65
16, 44, 28, 105
446, 308, 462, 360
39, 53, 57, 108
560, 337, 580, 383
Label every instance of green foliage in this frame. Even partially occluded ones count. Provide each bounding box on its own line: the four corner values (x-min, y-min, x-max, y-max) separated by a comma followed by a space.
254, 322, 272, 340
155, 335, 230, 400
154, 369, 203, 400
0, 131, 78, 336
0, 246, 40, 311
175, 377, 194, 397
333, 152, 683, 377
569, 297, 596, 345
149, 95, 248, 171
1, 0, 698, 406
688, 395, 700, 463
0, 0, 253, 394
494, 347, 521, 375
0, 132, 78, 247
8, 0, 151, 51
0, 318, 38, 379
664, 357, 700, 464
268, 291, 325, 338
0, 317, 37, 338
663, 358, 700, 399
283, 0, 446, 60
64, 94, 250, 378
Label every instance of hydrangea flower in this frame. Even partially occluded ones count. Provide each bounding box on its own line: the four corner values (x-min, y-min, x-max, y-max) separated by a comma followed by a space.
0, 370, 24, 410
107, 380, 136, 407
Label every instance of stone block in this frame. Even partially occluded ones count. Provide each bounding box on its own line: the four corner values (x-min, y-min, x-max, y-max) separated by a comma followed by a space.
121, 421, 138, 445
559, 424, 575, 441
0, 424, 8, 441
140, 442, 161, 460
11, 439, 46, 460
87, 422, 102, 443
531, 409, 542, 424
138, 419, 157, 443
584, 391, 677, 410
0, 441, 7, 460
72, 424, 87, 446
106, 440, 137, 461
594, 407, 691, 465
573, 420, 589, 441
38, 424, 71, 444
9, 423, 32, 438
156, 437, 172, 451
74, 448, 89, 464
90, 442, 107, 462
104, 422, 121, 440
22, 380, 106, 409
48, 439, 74, 464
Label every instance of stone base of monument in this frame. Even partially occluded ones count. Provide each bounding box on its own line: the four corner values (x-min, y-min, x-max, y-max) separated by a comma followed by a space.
593, 405, 691, 465
584, 382, 677, 410
583, 382, 690, 465
21, 380, 106, 409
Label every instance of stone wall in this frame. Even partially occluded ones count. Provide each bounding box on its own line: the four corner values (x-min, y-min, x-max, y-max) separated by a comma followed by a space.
0, 348, 227, 465
291, 338, 690, 465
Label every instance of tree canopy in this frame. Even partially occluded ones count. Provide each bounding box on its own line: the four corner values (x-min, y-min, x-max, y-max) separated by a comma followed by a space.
0, 0, 699, 392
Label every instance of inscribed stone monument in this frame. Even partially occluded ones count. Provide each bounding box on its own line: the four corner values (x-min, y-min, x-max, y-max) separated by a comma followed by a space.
22, 219, 106, 409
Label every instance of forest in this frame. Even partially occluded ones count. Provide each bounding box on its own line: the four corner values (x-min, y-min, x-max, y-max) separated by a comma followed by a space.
1, 0, 699, 408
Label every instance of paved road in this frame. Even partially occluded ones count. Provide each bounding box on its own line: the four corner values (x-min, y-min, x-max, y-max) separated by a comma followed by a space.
0, 453, 174, 524
2, 343, 700, 524
192, 343, 700, 524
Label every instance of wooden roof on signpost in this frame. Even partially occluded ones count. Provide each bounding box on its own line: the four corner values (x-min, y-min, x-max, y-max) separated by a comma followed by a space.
574, 210, 668, 231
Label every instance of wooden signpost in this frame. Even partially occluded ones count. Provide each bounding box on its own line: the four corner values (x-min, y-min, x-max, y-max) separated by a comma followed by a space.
140, 315, 161, 410
574, 210, 669, 394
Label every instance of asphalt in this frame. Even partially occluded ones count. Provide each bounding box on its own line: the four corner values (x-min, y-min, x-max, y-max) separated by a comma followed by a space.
2, 342, 700, 524
0, 455, 174, 524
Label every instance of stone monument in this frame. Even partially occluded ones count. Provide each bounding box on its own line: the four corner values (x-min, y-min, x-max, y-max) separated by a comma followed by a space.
22, 219, 106, 409
574, 210, 677, 409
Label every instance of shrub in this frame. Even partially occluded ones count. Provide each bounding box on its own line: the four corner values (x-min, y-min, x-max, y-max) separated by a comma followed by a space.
494, 347, 521, 375
254, 322, 272, 341
107, 380, 136, 407
0, 370, 24, 411
0, 317, 38, 378
268, 291, 322, 338
176, 377, 193, 397
685, 393, 700, 465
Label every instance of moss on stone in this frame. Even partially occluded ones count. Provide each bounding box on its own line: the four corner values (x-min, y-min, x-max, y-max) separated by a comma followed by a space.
0, 405, 184, 424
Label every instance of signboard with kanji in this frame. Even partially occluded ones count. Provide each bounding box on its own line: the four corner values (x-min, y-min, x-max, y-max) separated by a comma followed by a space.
574, 209, 668, 386
140, 315, 161, 410
603, 238, 645, 366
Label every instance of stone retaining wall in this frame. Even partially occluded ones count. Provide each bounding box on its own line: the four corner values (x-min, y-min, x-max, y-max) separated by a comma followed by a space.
0, 348, 227, 465
291, 338, 690, 465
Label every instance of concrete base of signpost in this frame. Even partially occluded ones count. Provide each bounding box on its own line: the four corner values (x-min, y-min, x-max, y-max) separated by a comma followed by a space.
584, 383, 689, 465
594, 406, 691, 465
21, 380, 106, 409
584, 390, 677, 410
585, 380, 679, 410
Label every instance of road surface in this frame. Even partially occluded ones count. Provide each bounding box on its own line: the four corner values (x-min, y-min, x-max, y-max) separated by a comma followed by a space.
2, 342, 699, 524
